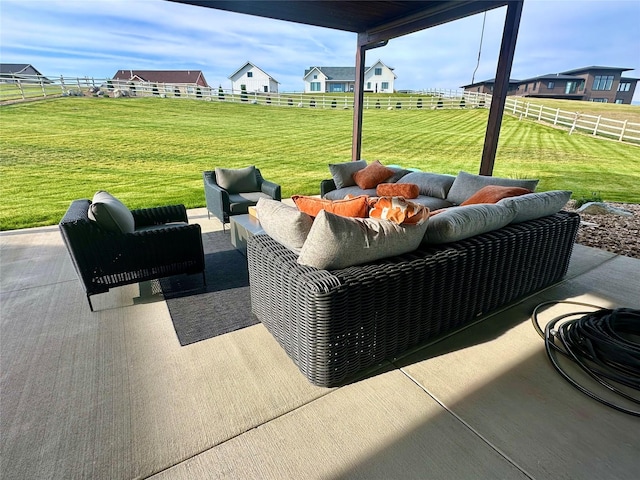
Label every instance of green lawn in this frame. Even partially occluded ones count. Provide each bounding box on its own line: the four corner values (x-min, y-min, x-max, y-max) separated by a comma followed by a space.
1, 96, 639, 230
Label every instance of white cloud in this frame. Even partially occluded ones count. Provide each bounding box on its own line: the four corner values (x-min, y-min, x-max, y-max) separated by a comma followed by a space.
1, 0, 638, 100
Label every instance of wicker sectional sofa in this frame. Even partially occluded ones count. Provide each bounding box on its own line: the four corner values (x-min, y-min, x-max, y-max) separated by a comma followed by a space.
247, 167, 580, 387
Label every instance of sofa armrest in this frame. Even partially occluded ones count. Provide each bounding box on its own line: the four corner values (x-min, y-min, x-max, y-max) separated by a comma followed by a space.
320, 179, 336, 197
131, 204, 188, 228
203, 170, 230, 222
261, 179, 282, 201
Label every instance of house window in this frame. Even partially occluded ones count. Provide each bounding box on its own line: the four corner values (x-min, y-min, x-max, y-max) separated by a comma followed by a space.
618, 82, 631, 92
263, 86, 268, 93
313, 74, 317, 79
247, 71, 253, 78
593, 75, 614, 91
381, 82, 389, 90
565, 81, 579, 94
547, 81, 555, 89
366, 82, 371, 89
615, 99, 624, 104
375, 68, 382, 75
310, 82, 321, 91
591, 98, 608, 103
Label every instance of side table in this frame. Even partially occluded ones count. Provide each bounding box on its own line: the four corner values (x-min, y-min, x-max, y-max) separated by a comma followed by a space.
229, 214, 264, 255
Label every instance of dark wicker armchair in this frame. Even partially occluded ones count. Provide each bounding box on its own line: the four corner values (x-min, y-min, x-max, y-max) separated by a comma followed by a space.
59, 199, 205, 311
203, 167, 281, 230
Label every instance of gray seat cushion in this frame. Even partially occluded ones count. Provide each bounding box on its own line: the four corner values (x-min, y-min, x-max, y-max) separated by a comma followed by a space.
324, 186, 378, 200
87, 190, 135, 234
215, 165, 259, 193
228, 192, 272, 214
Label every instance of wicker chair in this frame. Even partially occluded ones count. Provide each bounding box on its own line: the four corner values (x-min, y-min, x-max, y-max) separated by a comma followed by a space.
59, 199, 205, 311
203, 168, 281, 230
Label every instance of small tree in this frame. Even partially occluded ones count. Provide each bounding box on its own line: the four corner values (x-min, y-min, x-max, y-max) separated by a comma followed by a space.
174, 86, 181, 97
152, 84, 159, 96
196, 87, 202, 98
240, 84, 248, 102
218, 85, 225, 101
416, 98, 423, 109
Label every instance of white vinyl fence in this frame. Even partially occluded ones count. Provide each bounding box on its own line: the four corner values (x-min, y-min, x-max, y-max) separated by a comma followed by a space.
2, 75, 638, 145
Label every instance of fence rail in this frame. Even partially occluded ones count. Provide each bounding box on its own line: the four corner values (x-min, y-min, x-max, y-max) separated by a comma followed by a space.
1, 75, 638, 145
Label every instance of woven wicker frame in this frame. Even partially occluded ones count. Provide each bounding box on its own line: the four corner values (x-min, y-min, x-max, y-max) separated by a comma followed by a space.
60, 199, 205, 310
248, 211, 580, 387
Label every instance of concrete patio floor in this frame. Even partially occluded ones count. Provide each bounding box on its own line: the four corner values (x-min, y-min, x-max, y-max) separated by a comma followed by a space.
1, 207, 639, 479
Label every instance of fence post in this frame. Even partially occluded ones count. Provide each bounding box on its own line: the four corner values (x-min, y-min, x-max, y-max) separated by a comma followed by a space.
40, 79, 46, 97
553, 108, 559, 125
537, 105, 543, 121
619, 120, 628, 142
17, 78, 25, 99
512, 98, 517, 114
59, 75, 66, 94
569, 113, 579, 135
593, 115, 601, 136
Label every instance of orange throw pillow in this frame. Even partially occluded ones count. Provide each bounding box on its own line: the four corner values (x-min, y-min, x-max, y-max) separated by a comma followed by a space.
352, 160, 393, 189
369, 196, 429, 225
376, 183, 419, 199
292, 195, 369, 218
460, 185, 532, 206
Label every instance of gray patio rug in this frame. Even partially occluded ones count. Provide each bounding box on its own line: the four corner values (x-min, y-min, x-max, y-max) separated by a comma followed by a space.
159, 231, 258, 346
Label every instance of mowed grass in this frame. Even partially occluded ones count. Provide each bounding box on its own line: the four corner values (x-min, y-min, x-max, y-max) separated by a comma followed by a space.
1, 96, 639, 230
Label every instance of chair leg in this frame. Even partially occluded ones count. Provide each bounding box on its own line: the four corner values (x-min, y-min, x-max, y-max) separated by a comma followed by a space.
87, 295, 94, 312
202, 271, 207, 287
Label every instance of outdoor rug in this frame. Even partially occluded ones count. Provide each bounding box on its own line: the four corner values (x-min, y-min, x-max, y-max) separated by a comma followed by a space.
159, 231, 258, 346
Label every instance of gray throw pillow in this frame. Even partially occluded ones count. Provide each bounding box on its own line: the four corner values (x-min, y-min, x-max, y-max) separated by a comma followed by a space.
87, 191, 135, 234
256, 198, 313, 254
384, 167, 412, 183
215, 165, 259, 193
498, 190, 572, 224
328, 160, 367, 189
297, 210, 429, 270
422, 203, 516, 244
446, 171, 539, 205
397, 172, 456, 199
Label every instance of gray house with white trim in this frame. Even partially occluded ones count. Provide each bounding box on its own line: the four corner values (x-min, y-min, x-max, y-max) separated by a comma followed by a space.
303, 60, 396, 93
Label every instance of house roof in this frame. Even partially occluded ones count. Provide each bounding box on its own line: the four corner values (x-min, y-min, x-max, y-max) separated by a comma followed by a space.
0, 63, 45, 76
460, 78, 520, 88
517, 73, 581, 83
111, 70, 209, 87
304, 61, 395, 81
228, 62, 279, 83
560, 66, 634, 75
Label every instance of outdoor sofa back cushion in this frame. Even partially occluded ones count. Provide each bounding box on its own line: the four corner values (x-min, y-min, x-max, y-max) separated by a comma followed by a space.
329, 160, 367, 189
422, 203, 516, 244
498, 190, 572, 224
215, 165, 259, 193
297, 210, 429, 270
397, 172, 456, 199
256, 198, 313, 254
87, 190, 135, 234
446, 171, 539, 205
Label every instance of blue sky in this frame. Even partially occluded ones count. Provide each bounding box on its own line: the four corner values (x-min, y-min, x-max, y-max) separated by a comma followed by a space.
1, 0, 639, 102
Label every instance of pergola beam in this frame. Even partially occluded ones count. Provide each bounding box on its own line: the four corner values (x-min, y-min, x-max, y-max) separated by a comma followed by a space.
479, 0, 523, 175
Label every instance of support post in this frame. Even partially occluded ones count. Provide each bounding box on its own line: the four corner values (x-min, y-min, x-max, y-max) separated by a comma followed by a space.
479, 0, 523, 176
351, 37, 367, 161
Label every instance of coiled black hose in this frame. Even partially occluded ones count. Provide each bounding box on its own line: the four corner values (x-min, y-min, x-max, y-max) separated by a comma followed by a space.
532, 301, 640, 416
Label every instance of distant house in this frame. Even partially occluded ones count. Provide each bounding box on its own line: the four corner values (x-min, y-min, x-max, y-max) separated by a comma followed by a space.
0, 63, 51, 83
459, 78, 520, 96
228, 62, 279, 94
462, 66, 638, 105
303, 60, 396, 93
111, 70, 209, 96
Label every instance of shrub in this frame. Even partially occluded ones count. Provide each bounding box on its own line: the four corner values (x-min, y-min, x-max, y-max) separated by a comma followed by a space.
575, 192, 603, 208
